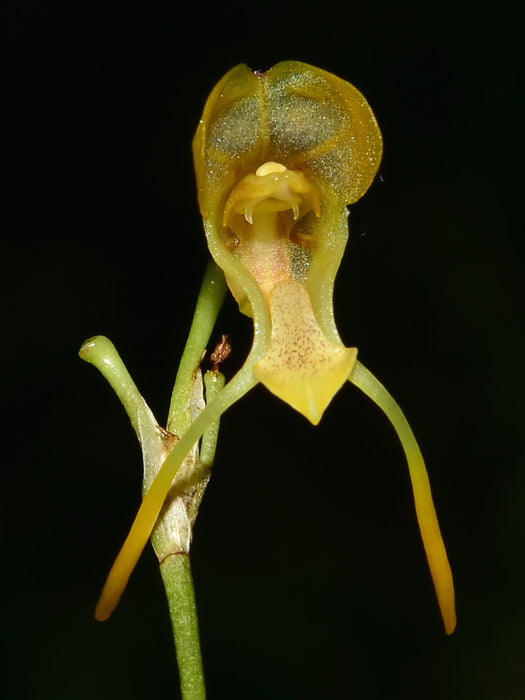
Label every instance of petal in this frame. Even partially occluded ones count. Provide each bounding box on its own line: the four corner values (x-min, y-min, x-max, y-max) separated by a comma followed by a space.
254, 279, 356, 424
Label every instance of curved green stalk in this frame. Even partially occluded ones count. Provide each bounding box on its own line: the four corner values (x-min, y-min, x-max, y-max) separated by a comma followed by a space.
79, 335, 158, 441
168, 261, 227, 436
349, 360, 456, 634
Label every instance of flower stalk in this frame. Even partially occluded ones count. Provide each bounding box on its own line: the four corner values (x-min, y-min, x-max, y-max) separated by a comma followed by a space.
159, 554, 206, 700
80, 262, 230, 698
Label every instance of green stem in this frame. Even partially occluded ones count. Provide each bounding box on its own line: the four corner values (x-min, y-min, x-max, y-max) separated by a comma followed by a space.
79, 335, 158, 441
160, 554, 206, 700
80, 264, 231, 698
168, 261, 227, 436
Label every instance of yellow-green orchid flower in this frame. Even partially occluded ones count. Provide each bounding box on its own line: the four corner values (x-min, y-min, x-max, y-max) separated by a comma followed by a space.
193, 61, 382, 423
92, 61, 456, 635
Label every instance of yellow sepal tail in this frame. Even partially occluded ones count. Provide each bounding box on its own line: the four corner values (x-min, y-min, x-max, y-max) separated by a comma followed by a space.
349, 360, 456, 635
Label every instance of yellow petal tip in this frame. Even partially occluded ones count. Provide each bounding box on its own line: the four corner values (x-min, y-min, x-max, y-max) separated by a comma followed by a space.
254, 280, 356, 423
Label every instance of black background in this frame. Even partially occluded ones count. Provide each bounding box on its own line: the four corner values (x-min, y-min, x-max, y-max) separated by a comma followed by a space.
3, 1, 525, 698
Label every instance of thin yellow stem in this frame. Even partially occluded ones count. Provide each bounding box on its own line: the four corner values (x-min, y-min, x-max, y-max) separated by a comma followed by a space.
349, 360, 456, 634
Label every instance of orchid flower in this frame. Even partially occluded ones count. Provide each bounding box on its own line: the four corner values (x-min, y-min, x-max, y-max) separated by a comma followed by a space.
84, 61, 455, 637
